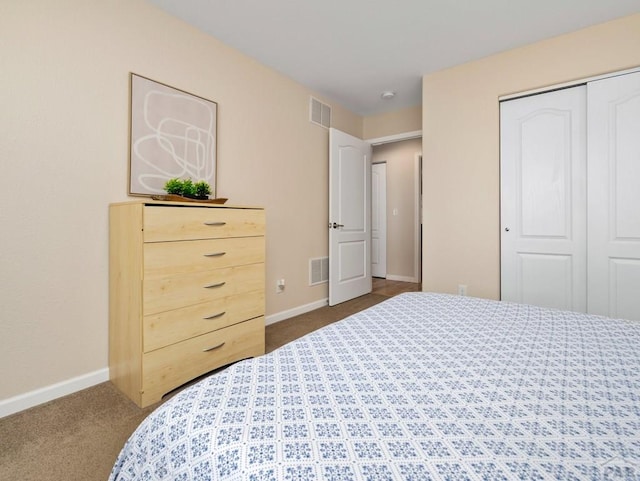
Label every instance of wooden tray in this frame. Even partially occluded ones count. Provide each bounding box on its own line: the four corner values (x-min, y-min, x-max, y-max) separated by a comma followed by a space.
151, 194, 228, 204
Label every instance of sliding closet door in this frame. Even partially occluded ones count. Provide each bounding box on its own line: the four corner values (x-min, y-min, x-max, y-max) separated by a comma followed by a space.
587, 71, 640, 321
500, 87, 587, 311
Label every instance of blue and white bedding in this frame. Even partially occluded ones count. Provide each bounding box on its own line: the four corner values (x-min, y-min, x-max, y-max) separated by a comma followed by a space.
110, 293, 640, 480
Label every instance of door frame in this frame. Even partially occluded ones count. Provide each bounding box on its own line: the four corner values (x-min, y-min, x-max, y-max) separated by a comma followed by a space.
368, 131, 423, 284
499, 66, 640, 102
413, 153, 422, 284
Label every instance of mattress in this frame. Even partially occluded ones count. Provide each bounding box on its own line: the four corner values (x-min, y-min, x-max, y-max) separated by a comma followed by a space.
110, 292, 640, 480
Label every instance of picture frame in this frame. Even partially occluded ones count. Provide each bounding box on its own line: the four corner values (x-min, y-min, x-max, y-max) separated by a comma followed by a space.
128, 73, 217, 197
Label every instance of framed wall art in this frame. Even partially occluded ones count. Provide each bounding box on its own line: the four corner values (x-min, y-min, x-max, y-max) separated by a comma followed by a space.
128, 73, 217, 197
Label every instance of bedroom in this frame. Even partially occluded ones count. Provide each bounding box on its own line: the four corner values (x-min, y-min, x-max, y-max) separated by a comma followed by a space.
1, 0, 640, 479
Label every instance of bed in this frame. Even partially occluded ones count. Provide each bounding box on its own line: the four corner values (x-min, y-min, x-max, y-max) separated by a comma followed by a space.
110, 292, 640, 480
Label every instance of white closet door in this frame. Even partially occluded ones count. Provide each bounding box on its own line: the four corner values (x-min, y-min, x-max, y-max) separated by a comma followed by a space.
501, 87, 587, 311
587, 71, 640, 321
371, 163, 387, 278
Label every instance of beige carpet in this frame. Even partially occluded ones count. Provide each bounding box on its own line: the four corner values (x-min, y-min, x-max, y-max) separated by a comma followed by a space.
0, 292, 392, 481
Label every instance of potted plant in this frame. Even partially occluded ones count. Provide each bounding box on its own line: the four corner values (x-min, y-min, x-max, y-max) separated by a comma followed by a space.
181, 179, 196, 198
164, 178, 184, 195
194, 180, 212, 199
163, 178, 211, 200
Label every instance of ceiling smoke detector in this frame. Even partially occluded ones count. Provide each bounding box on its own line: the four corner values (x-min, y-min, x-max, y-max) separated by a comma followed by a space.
380, 91, 396, 100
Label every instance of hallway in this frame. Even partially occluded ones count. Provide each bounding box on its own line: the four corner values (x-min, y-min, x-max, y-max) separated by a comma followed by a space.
372, 278, 422, 297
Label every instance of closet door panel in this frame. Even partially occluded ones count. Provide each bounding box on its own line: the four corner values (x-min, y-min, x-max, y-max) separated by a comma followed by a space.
588, 71, 640, 320
501, 87, 587, 311
609, 259, 640, 321
520, 112, 570, 237
517, 253, 573, 310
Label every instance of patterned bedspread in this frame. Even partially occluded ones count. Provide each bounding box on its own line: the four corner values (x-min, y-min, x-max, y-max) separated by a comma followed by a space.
110, 293, 640, 480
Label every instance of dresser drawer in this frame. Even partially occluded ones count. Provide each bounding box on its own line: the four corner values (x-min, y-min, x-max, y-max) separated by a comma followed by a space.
144, 206, 264, 242
143, 289, 265, 352
144, 236, 264, 279
144, 263, 264, 315
141, 316, 264, 406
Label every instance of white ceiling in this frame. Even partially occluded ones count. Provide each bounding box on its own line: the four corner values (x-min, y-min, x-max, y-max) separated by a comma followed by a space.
147, 0, 640, 116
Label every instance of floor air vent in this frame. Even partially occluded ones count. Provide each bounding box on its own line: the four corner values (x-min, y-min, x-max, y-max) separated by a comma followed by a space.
309, 256, 329, 285
310, 97, 331, 128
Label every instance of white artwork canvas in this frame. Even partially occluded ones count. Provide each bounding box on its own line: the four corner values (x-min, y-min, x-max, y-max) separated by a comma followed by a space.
129, 74, 217, 197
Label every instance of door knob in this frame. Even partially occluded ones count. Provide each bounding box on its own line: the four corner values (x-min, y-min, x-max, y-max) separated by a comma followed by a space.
505, 227, 510, 232
331, 222, 344, 229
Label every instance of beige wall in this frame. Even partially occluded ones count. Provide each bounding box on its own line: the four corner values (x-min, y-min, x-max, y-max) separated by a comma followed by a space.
421, 13, 640, 299
0, 0, 367, 401
364, 105, 422, 140
372, 139, 422, 280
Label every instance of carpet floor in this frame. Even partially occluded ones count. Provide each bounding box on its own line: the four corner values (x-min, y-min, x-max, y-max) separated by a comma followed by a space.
0, 284, 416, 481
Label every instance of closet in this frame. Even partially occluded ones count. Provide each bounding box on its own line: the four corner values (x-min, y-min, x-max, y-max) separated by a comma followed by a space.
500, 70, 640, 321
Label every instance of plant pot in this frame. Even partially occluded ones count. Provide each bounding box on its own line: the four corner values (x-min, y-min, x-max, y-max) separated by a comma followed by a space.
182, 194, 209, 200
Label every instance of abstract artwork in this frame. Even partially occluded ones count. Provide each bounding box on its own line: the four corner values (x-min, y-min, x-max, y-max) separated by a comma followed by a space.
129, 74, 217, 197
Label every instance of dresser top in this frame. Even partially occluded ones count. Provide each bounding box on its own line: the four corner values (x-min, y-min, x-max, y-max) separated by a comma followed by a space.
110, 199, 263, 210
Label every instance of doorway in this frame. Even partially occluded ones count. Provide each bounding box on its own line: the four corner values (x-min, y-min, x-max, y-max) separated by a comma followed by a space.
370, 137, 422, 284
328, 129, 422, 305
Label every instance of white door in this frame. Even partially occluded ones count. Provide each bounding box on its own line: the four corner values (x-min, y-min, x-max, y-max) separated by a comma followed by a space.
587, 71, 640, 320
501, 86, 587, 311
329, 128, 372, 306
371, 162, 387, 278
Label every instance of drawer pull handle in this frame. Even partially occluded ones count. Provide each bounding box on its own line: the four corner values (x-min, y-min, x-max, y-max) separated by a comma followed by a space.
204, 221, 227, 226
204, 251, 226, 257
203, 311, 226, 320
202, 342, 225, 352
204, 281, 226, 289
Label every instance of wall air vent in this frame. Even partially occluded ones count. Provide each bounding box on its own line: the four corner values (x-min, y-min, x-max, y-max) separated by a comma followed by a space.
309, 256, 329, 285
310, 97, 331, 128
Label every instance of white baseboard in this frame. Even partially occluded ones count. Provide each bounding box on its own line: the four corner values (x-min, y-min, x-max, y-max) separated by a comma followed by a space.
0, 368, 109, 419
1, 300, 333, 418
265, 298, 329, 326
386, 274, 420, 283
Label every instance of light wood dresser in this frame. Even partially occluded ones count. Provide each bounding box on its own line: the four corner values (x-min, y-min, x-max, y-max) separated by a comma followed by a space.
109, 200, 265, 407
